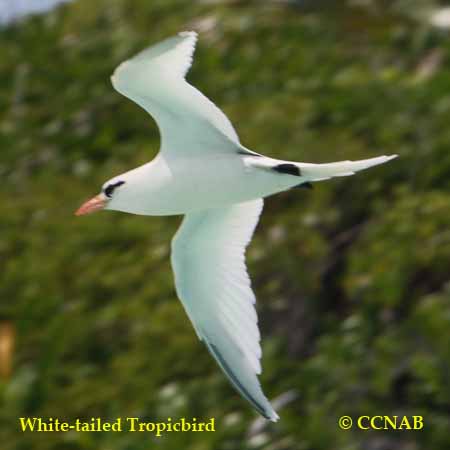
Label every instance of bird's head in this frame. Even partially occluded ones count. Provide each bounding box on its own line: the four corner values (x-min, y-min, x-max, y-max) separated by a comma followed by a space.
75, 177, 127, 216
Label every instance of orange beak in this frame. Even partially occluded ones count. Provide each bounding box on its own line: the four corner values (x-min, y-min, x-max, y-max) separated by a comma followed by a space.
75, 194, 107, 216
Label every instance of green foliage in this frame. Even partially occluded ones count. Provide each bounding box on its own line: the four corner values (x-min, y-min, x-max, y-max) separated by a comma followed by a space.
1, 0, 449, 449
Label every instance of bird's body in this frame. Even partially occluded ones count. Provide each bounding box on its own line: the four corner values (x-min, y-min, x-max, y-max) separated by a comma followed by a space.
76, 31, 397, 422
103, 152, 314, 216
103, 153, 266, 215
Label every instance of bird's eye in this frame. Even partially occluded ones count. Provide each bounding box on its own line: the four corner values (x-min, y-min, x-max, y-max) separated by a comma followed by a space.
104, 181, 125, 198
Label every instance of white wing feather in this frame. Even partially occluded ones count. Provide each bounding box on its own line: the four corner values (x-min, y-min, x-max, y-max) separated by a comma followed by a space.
111, 31, 241, 157
171, 199, 279, 421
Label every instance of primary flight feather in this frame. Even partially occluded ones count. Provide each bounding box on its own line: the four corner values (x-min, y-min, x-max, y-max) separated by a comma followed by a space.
75, 31, 397, 421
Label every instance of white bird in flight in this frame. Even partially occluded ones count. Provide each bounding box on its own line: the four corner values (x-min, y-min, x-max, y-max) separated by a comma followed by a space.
75, 31, 397, 421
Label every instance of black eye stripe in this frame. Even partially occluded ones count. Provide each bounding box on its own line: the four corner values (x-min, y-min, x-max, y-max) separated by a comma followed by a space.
104, 180, 125, 198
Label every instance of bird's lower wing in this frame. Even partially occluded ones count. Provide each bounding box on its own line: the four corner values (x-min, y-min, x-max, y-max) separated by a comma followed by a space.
170, 199, 279, 421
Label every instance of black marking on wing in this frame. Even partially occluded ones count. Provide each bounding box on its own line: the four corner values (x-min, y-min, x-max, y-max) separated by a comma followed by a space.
273, 163, 301, 176
206, 342, 271, 420
293, 181, 313, 190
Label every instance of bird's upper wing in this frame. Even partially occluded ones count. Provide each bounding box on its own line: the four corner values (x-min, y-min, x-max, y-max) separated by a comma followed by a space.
111, 31, 242, 158
171, 199, 279, 421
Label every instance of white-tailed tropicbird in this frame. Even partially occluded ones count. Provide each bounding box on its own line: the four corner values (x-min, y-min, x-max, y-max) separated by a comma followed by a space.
75, 31, 397, 421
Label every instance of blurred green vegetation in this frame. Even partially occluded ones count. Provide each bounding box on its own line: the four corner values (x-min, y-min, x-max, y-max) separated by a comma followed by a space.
1, 0, 449, 449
